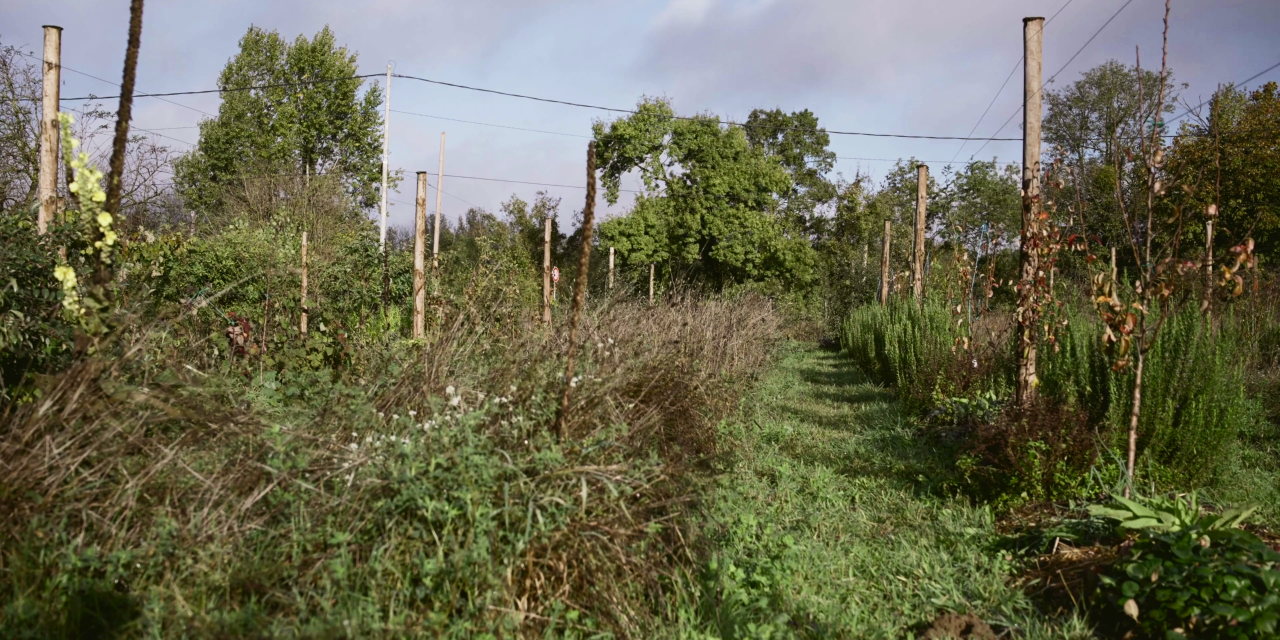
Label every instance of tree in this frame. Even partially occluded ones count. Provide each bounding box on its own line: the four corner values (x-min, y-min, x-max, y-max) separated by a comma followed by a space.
175, 26, 383, 232
743, 108, 837, 236
594, 98, 815, 289
1043, 60, 1182, 247
1167, 82, 1280, 260
940, 160, 1020, 255
0, 42, 40, 217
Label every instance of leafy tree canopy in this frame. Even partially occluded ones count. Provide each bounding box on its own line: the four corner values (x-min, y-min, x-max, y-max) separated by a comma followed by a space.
594, 98, 815, 288
175, 26, 383, 227
1168, 81, 1280, 258
743, 108, 837, 234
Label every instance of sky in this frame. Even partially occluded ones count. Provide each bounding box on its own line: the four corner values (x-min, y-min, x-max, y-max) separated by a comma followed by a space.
3, 0, 1278, 232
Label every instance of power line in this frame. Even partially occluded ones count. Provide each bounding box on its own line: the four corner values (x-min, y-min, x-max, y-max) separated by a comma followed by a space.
1166, 58, 1280, 126
443, 172, 641, 193
968, 0, 1137, 160
60, 73, 382, 102
391, 108, 592, 138
391, 72, 1021, 141
836, 155, 1012, 166
16, 50, 216, 118
950, 0, 1076, 163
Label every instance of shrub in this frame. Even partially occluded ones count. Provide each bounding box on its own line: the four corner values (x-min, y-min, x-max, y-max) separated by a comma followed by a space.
841, 298, 962, 411
1089, 494, 1280, 638
0, 209, 74, 399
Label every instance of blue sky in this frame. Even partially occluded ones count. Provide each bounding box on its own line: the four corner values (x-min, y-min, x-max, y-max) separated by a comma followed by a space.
3, 0, 1278, 231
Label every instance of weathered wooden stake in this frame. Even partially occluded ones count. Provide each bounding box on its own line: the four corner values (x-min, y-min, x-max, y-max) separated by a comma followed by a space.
648, 263, 655, 304
300, 231, 309, 337
378, 62, 391, 252
37, 25, 62, 235
432, 132, 445, 270
608, 246, 615, 290
1110, 246, 1118, 283
878, 219, 892, 304
912, 164, 928, 300
1015, 15, 1044, 409
412, 171, 427, 339
542, 210, 552, 324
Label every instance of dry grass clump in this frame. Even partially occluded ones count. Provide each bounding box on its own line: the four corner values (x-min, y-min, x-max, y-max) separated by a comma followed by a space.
0, 292, 782, 637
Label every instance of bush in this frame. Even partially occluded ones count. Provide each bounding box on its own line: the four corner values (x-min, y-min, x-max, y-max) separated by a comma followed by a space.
840, 298, 962, 411
0, 210, 74, 399
1090, 494, 1280, 638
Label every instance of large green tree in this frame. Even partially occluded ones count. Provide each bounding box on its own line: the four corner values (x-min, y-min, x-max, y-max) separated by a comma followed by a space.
175, 26, 383, 230
594, 99, 815, 288
1167, 82, 1280, 259
743, 108, 837, 236
939, 160, 1020, 253
1043, 61, 1181, 247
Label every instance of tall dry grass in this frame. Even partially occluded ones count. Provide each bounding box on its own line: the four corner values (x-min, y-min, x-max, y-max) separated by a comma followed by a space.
1, 291, 781, 637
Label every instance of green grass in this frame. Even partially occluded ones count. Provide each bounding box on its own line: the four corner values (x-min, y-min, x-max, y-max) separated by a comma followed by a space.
683, 343, 1092, 638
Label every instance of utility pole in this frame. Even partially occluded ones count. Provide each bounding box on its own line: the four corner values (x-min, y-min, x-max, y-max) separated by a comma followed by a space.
607, 246, 615, 290
378, 62, 391, 251
912, 164, 928, 301
648, 263, 655, 305
300, 231, 309, 337
542, 210, 552, 324
1016, 16, 1044, 409
432, 132, 445, 270
413, 171, 427, 339
37, 25, 62, 235
878, 219, 892, 304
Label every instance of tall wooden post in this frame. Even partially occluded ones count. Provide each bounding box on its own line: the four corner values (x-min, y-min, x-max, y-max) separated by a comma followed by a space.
37, 25, 62, 235
648, 263, 655, 304
300, 231, 309, 337
432, 132, 445, 270
912, 164, 928, 300
542, 212, 552, 324
1203, 210, 1216, 315
412, 171, 428, 339
1110, 246, 1118, 283
378, 63, 391, 251
1016, 16, 1044, 408
608, 246, 615, 290
878, 219, 892, 304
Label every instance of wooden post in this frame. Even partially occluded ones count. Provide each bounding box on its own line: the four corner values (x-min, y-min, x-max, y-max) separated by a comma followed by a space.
542, 211, 552, 324
300, 231, 309, 337
432, 132, 445, 270
878, 219, 892, 304
1110, 246, 1118, 283
912, 164, 928, 301
1016, 16, 1044, 409
608, 246, 615, 290
648, 263, 655, 304
378, 62, 391, 251
1203, 212, 1215, 315
412, 171, 427, 339
37, 25, 62, 235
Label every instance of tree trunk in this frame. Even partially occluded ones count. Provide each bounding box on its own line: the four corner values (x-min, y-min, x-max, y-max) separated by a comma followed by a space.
1124, 349, 1144, 498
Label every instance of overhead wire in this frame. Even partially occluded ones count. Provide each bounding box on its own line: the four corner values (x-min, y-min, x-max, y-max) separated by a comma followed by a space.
949, 0, 1077, 163
968, 0, 1137, 160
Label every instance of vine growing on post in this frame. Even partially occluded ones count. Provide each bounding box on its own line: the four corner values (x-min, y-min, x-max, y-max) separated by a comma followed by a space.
552, 141, 597, 441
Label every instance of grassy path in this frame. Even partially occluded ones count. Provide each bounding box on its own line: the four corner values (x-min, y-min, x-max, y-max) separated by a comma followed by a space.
685, 343, 1090, 639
